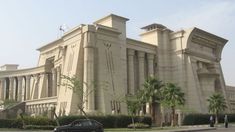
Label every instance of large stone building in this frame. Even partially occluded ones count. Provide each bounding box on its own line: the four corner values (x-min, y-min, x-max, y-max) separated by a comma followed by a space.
0, 14, 234, 118
226, 86, 235, 112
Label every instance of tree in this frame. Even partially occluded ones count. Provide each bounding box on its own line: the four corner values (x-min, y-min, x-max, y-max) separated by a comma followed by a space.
207, 92, 227, 124
138, 77, 164, 125
162, 83, 185, 127
125, 95, 142, 130
61, 75, 96, 118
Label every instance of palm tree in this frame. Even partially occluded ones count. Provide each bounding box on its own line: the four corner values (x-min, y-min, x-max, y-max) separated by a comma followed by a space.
125, 95, 142, 130
207, 93, 227, 124
138, 77, 164, 126
162, 83, 185, 127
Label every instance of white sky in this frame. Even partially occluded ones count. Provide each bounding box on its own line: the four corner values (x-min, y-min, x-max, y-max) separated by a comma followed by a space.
0, 0, 234, 85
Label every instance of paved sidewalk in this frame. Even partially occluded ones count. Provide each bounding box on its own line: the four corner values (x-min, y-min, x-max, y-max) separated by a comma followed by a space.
158, 127, 216, 132
106, 126, 217, 132
159, 124, 235, 132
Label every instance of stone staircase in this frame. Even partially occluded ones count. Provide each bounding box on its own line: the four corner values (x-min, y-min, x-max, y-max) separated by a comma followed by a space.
0, 102, 25, 119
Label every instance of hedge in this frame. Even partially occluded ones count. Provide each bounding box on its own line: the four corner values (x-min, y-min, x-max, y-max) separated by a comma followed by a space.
0, 115, 152, 129
22, 116, 56, 126
182, 114, 235, 125
24, 125, 55, 130
0, 119, 15, 128
58, 115, 152, 128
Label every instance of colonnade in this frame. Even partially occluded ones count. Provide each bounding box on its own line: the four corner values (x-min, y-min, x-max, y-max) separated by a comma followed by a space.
127, 49, 155, 114
127, 49, 155, 94
0, 66, 61, 103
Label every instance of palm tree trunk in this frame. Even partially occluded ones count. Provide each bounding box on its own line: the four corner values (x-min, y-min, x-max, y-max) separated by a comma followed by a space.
151, 102, 156, 125
215, 112, 218, 125
171, 106, 175, 127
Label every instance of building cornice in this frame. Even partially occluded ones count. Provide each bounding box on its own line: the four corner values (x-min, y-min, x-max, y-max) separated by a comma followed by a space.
95, 24, 121, 36
0, 65, 45, 78
127, 38, 157, 54
37, 39, 62, 51
190, 28, 228, 49
94, 14, 129, 24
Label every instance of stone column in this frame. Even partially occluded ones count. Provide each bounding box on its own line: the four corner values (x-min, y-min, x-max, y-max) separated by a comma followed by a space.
17, 76, 23, 101
52, 68, 57, 96
9, 77, 14, 100
13, 78, 18, 101
138, 51, 145, 89
83, 26, 95, 112
25, 75, 31, 100
56, 66, 61, 96
44, 73, 49, 97
0, 78, 5, 100
127, 49, 135, 95
146, 53, 155, 114
147, 53, 155, 77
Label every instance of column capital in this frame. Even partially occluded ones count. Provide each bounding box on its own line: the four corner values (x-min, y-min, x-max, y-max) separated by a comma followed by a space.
137, 51, 145, 58
127, 49, 135, 56
17, 76, 23, 80
52, 68, 57, 74
9, 77, 15, 81
25, 75, 31, 80
0, 78, 5, 84
147, 53, 155, 60
34, 74, 40, 77
56, 66, 61, 71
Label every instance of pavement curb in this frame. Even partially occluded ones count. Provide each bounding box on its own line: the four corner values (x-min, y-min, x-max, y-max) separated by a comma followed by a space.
170, 127, 216, 132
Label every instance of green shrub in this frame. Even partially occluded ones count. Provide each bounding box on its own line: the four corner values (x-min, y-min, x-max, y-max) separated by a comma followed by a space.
127, 123, 150, 128
23, 116, 56, 126
0, 116, 56, 129
0, 115, 152, 129
182, 113, 235, 125
0, 119, 14, 128
138, 116, 152, 126
183, 114, 210, 125
24, 125, 55, 130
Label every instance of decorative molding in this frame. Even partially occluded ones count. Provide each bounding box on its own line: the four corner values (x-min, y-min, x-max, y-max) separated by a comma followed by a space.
126, 38, 157, 54
0, 65, 45, 78
104, 41, 112, 49
193, 28, 227, 45
192, 34, 218, 48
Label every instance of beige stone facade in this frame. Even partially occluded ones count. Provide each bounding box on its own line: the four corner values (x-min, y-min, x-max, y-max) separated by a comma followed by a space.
0, 14, 233, 117
226, 86, 235, 113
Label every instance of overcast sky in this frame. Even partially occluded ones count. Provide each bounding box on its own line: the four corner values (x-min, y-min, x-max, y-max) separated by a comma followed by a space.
0, 0, 234, 85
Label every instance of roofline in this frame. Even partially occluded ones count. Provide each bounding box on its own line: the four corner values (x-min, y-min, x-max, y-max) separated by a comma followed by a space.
94, 14, 129, 24
192, 27, 228, 44
37, 24, 84, 51
36, 38, 62, 51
